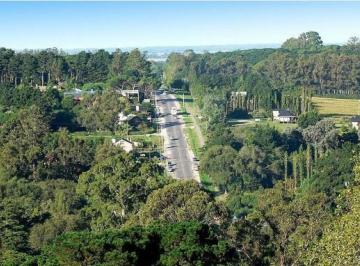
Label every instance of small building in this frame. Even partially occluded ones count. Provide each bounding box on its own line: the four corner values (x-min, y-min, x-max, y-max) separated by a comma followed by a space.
111, 138, 139, 153
118, 112, 128, 125
128, 115, 143, 127
117, 112, 143, 127
351, 116, 360, 130
118, 89, 144, 102
231, 91, 247, 97
64, 88, 95, 102
273, 109, 297, 123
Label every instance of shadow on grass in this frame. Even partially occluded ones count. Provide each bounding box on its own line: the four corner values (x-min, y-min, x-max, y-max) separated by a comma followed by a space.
201, 182, 223, 196
183, 98, 194, 103
178, 111, 190, 116
321, 113, 352, 118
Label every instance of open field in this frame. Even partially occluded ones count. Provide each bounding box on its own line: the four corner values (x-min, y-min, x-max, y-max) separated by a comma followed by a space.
312, 97, 360, 117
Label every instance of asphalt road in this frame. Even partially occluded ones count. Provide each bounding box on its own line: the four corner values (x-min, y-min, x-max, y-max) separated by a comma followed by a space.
156, 92, 194, 179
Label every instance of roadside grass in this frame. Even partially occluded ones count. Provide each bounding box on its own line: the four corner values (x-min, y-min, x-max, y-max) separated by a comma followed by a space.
200, 173, 218, 193
312, 97, 360, 117
175, 93, 205, 158
185, 127, 201, 157
175, 93, 216, 189
175, 93, 207, 138
182, 111, 202, 158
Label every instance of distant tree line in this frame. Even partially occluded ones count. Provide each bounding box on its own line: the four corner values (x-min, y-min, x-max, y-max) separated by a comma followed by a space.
164, 32, 360, 128
0, 47, 160, 90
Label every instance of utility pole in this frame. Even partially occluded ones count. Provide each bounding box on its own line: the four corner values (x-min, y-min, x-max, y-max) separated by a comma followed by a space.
183, 93, 185, 108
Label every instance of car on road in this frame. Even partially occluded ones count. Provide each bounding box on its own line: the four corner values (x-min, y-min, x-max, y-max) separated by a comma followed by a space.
171, 107, 178, 115
167, 162, 176, 172
169, 167, 175, 172
158, 155, 166, 161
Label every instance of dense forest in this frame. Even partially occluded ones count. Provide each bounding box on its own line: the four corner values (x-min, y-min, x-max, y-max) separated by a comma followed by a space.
1, 32, 360, 265
0, 47, 160, 91
164, 31, 360, 126
162, 32, 360, 265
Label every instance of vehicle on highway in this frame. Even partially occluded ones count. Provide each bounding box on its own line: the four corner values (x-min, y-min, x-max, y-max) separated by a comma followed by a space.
171, 107, 178, 115
167, 161, 176, 172
158, 155, 166, 161
169, 167, 175, 172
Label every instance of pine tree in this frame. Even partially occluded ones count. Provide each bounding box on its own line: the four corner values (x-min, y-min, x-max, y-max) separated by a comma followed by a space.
284, 152, 288, 180
292, 154, 298, 189
298, 145, 304, 182
306, 145, 312, 179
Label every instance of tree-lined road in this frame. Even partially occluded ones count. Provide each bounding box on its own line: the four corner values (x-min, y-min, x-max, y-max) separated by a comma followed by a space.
156, 92, 195, 179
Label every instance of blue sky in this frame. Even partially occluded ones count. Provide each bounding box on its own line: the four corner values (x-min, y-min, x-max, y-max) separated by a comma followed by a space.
0, 1, 359, 49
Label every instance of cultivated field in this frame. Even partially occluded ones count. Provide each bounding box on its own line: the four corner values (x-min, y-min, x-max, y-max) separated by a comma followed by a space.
312, 97, 360, 116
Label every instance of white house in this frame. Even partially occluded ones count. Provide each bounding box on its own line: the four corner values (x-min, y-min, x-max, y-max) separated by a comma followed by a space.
64, 88, 96, 101
273, 109, 297, 123
351, 116, 360, 130
119, 89, 140, 101
118, 112, 128, 125
111, 138, 139, 153
118, 112, 140, 125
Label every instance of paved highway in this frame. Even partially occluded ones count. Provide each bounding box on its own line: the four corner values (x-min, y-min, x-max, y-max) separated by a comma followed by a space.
156, 92, 195, 179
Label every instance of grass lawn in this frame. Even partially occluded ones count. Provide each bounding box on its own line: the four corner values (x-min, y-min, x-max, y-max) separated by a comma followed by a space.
267, 120, 298, 132
70, 131, 119, 140
70, 131, 163, 151
312, 97, 360, 117
232, 119, 298, 133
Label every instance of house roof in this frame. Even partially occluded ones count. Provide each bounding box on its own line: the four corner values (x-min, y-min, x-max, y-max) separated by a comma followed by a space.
64, 88, 96, 97
351, 116, 360, 122
274, 109, 296, 117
